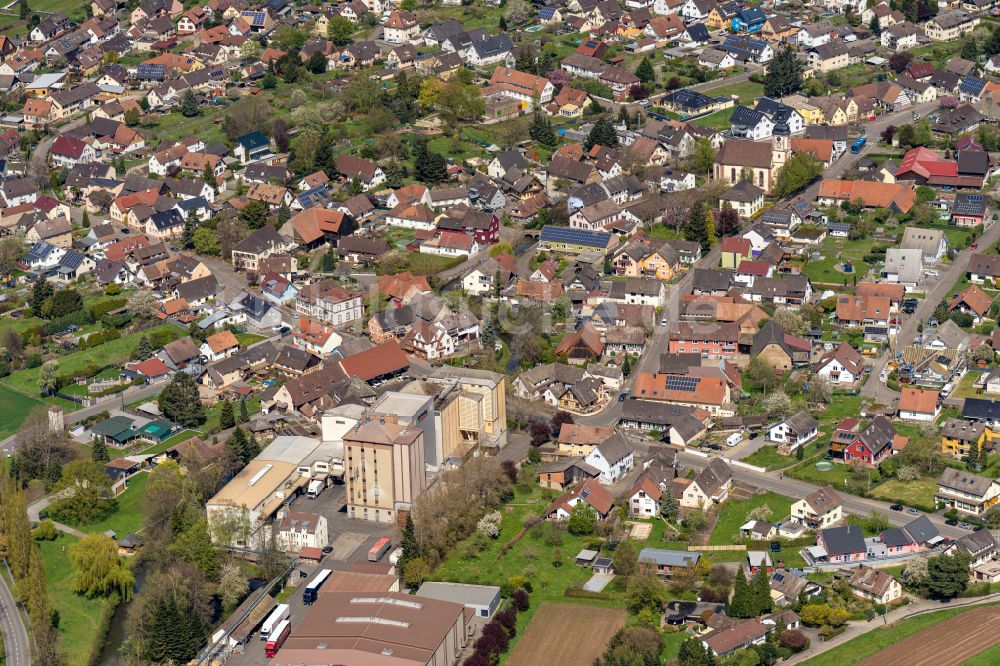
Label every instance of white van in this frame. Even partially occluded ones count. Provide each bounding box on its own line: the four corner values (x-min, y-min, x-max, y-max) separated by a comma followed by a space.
726, 433, 742, 447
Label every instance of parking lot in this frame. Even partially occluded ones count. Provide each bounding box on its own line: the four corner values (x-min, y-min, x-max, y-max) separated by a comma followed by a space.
224, 482, 399, 665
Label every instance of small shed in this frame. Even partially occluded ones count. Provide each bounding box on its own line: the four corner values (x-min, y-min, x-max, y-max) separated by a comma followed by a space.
575, 549, 599, 566
592, 557, 614, 574
299, 546, 323, 562
117, 532, 144, 555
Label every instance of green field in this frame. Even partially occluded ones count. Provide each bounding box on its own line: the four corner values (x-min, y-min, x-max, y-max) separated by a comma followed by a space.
709, 492, 793, 546
870, 477, 938, 512
60, 472, 149, 537
709, 80, 764, 105
741, 446, 797, 470
803, 238, 876, 286
38, 535, 118, 666
0, 384, 45, 439
378, 252, 465, 277
2, 324, 183, 396
800, 604, 999, 666
691, 107, 735, 128
235, 332, 268, 347
137, 429, 200, 455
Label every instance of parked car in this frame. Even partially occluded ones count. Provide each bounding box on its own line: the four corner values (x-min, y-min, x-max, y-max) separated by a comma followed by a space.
945, 518, 959, 526
959, 522, 974, 530
907, 507, 920, 515
618, 392, 627, 402
890, 503, 904, 511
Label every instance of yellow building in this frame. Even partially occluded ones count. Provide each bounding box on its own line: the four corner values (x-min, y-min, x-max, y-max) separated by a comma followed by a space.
941, 418, 994, 458
344, 420, 426, 524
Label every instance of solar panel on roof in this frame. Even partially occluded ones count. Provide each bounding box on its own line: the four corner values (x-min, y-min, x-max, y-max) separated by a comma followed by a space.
665, 375, 700, 392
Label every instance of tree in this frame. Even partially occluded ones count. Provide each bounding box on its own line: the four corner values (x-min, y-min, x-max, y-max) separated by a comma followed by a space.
29, 275, 53, 316
49, 288, 83, 318
239, 398, 249, 423
272, 117, 290, 153
307, 50, 327, 74
218, 561, 248, 613
529, 422, 550, 447
399, 514, 421, 574
750, 566, 772, 615
127, 288, 161, 321
716, 204, 739, 237
225, 427, 258, 467
38, 360, 59, 396
635, 57, 656, 86
19, 0, 28, 20
660, 495, 679, 521
0, 234, 24, 276
585, 118, 618, 150
691, 138, 715, 174
413, 141, 447, 183
925, 551, 971, 598
158, 373, 206, 427
987, 26, 1000, 58
611, 538, 638, 579
595, 627, 663, 666
962, 38, 979, 61
869, 14, 882, 35
727, 567, 755, 618
529, 113, 556, 146
779, 629, 808, 652
180, 89, 200, 118
192, 227, 220, 255
135, 335, 154, 361
567, 503, 596, 535
69, 533, 135, 599
240, 199, 268, 229
402, 556, 431, 587
703, 206, 717, 249
808, 375, 833, 404
91, 437, 109, 463
763, 46, 803, 98
773, 308, 808, 336
625, 572, 665, 614
764, 390, 791, 419
881, 124, 897, 144
799, 603, 831, 626
170, 518, 219, 577
182, 209, 199, 249
218, 399, 235, 430
774, 152, 822, 197
678, 636, 717, 666
505, 0, 531, 25
685, 201, 714, 250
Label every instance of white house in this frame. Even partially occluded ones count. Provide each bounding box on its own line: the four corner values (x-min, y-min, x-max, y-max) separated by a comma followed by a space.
813, 343, 865, 386
583, 432, 635, 485
768, 411, 819, 450
275, 511, 329, 552
897, 387, 940, 422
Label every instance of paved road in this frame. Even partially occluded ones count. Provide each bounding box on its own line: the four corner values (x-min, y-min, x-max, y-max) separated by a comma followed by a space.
26, 494, 86, 537
0, 562, 31, 666
677, 450, 966, 540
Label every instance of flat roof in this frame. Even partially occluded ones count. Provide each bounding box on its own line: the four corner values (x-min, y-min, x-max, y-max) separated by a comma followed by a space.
258, 435, 323, 465
207, 460, 298, 509
415, 581, 501, 607
369, 391, 431, 418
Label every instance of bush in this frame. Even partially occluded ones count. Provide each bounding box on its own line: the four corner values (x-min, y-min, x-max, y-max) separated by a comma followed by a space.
512, 588, 530, 611
91, 297, 126, 318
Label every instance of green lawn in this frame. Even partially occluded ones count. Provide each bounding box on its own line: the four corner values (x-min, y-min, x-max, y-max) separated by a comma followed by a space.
432, 485, 628, 663
952, 371, 983, 400
235, 332, 267, 347
0, 384, 45, 439
38, 535, 118, 666
870, 477, 938, 512
709, 80, 764, 105
378, 252, 465, 277
137, 429, 200, 455
741, 446, 797, 470
0, 315, 43, 336
60, 472, 149, 537
709, 492, 793, 546
691, 107, 735, 128
2, 324, 184, 396
800, 604, 999, 666
803, 238, 875, 287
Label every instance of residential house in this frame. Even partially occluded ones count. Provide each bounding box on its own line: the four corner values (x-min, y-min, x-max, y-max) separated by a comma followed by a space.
791, 485, 844, 530
848, 565, 902, 604
935, 467, 1000, 515
768, 411, 819, 451
679, 458, 733, 509
897, 387, 941, 422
